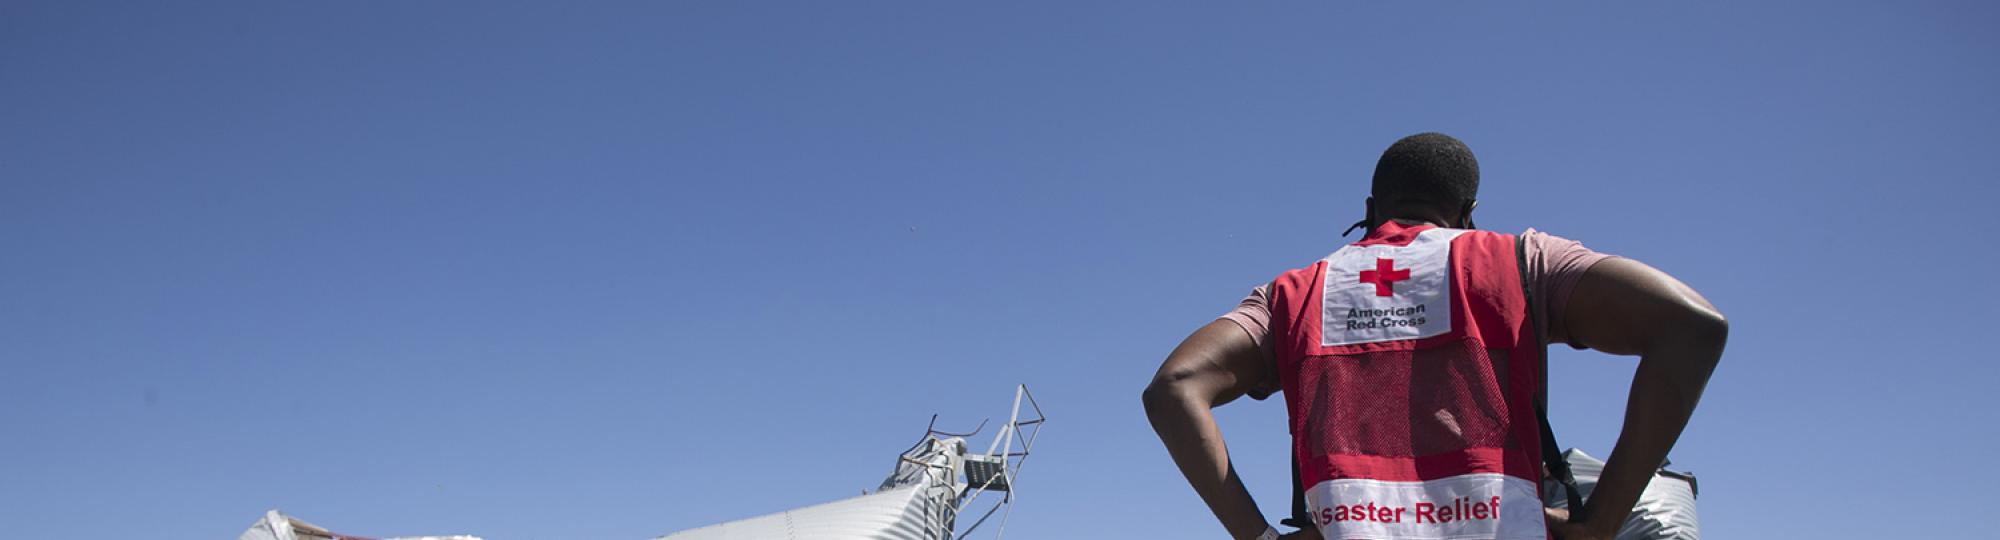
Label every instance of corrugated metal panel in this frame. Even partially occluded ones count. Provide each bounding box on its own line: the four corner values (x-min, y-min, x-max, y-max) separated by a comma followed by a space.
654, 484, 954, 540
656, 436, 967, 540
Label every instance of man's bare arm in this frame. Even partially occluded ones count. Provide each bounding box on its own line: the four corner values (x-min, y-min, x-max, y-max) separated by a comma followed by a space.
1548, 258, 1728, 539
1143, 320, 1305, 540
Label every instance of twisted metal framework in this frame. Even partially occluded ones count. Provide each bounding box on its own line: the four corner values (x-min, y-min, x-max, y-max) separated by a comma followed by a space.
950, 385, 1044, 540
881, 384, 1045, 540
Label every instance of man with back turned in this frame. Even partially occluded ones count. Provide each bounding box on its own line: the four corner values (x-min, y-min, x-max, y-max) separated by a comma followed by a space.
1143, 133, 1726, 540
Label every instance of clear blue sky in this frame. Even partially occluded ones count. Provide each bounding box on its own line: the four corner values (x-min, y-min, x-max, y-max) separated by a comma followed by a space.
4, 2, 1996, 539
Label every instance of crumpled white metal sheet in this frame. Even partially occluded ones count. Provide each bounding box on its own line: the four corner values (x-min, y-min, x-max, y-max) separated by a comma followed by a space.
237, 509, 482, 540
1544, 449, 1701, 540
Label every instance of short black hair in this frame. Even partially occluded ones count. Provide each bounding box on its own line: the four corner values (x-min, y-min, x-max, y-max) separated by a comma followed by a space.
1370, 132, 1479, 206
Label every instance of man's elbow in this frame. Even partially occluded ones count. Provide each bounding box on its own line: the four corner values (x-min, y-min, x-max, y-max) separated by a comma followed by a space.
1676, 305, 1729, 367
1692, 306, 1729, 348
1141, 375, 1178, 413
1142, 368, 1200, 416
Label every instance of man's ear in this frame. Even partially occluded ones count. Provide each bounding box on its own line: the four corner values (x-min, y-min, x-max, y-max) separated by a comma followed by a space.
1459, 199, 1479, 229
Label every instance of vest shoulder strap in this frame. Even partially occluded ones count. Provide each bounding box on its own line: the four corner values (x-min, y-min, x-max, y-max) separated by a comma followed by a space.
1519, 234, 1585, 513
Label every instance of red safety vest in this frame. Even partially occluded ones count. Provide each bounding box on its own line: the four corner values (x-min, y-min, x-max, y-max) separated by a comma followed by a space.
1268, 221, 1546, 540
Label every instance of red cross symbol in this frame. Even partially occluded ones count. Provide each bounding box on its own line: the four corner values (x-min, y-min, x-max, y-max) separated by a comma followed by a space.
1357, 258, 1411, 297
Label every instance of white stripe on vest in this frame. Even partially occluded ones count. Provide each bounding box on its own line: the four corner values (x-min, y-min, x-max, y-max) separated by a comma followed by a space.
1306, 474, 1545, 540
1321, 228, 1467, 347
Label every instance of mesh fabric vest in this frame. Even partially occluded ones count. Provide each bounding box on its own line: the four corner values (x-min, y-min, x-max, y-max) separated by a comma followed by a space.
1268, 221, 1546, 540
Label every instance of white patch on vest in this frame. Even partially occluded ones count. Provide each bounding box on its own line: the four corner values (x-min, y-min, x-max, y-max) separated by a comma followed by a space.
1321, 228, 1465, 346
1305, 474, 1546, 540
